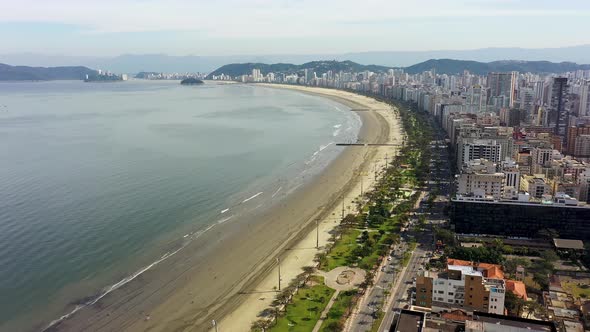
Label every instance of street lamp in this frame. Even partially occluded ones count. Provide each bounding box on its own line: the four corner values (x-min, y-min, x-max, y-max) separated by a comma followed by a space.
276, 257, 281, 291
316, 218, 319, 249
212, 319, 218, 332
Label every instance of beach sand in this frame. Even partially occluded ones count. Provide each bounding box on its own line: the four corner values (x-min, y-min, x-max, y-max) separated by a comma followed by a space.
50, 85, 402, 332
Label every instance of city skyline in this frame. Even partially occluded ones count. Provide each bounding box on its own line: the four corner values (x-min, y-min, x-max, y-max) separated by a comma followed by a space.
1, 0, 590, 56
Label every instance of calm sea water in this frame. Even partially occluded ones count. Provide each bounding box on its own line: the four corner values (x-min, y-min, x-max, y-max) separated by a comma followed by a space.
0, 80, 360, 331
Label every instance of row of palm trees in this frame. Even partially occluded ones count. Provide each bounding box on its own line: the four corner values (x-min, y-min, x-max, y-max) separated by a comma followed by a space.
251, 266, 316, 331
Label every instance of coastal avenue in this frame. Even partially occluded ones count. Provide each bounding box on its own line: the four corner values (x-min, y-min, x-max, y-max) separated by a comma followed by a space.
345, 116, 452, 332
378, 119, 453, 332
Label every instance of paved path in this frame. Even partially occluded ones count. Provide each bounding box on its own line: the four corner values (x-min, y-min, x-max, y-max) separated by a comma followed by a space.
312, 290, 340, 332
321, 267, 366, 291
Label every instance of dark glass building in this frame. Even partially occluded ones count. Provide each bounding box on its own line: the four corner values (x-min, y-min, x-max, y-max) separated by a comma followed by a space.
450, 199, 590, 240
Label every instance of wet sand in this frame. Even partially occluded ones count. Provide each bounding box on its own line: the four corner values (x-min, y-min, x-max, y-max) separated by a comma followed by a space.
50, 85, 401, 332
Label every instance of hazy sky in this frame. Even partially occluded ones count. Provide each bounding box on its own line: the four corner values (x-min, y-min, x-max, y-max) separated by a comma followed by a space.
1, 0, 589, 56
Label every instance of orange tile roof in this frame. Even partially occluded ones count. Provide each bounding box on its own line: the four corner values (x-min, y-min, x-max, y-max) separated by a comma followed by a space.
446, 258, 505, 279
506, 280, 528, 300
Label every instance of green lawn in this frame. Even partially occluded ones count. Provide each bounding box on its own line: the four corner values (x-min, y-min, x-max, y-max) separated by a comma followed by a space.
318, 290, 356, 332
323, 229, 361, 271
563, 281, 590, 299
270, 276, 335, 332
401, 251, 411, 267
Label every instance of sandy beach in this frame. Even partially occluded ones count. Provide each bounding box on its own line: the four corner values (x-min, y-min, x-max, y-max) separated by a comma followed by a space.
50, 85, 402, 332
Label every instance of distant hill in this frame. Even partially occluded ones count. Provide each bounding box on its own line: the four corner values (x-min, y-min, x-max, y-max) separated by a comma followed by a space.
3, 45, 590, 72
405, 59, 590, 75
206, 60, 391, 78
0, 63, 97, 81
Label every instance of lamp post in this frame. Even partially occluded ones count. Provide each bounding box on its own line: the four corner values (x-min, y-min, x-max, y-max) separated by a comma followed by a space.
276, 257, 281, 291
316, 218, 319, 249
212, 320, 218, 332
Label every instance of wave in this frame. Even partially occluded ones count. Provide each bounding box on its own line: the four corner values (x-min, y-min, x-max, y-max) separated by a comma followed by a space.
43, 244, 186, 331
217, 215, 233, 224
242, 192, 263, 203
271, 186, 282, 198
220, 208, 229, 214
319, 142, 334, 151
43, 222, 218, 332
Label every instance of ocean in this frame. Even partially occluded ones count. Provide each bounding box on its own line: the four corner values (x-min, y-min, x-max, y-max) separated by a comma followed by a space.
0, 80, 360, 331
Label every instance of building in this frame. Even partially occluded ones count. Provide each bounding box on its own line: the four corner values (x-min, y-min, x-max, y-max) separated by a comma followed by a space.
456, 172, 505, 200
392, 309, 425, 332
579, 80, 590, 116
499, 108, 520, 127
415, 259, 506, 315
552, 238, 585, 254
465, 311, 557, 332
550, 77, 569, 139
457, 138, 502, 168
520, 176, 551, 199
573, 135, 590, 159
451, 199, 590, 240
566, 125, 590, 156
487, 72, 517, 108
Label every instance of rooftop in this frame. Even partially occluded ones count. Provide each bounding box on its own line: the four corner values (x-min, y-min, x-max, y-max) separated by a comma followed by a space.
553, 238, 585, 250
394, 309, 425, 332
467, 311, 557, 332
448, 264, 483, 278
505, 280, 527, 300
447, 258, 505, 279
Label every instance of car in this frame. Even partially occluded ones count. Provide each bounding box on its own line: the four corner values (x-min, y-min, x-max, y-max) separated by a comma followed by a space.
387, 256, 392, 261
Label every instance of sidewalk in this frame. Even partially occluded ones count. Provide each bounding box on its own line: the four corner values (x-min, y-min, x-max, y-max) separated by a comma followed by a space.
312, 290, 340, 332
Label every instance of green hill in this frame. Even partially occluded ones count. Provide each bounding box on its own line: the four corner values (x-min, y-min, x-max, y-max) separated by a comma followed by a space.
404, 59, 590, 75
0, 63, 97, 81
206, 60, 391, 79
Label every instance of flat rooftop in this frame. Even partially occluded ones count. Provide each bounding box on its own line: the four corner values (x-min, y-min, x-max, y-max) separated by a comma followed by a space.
467, 311, 557, 332
394, 309, 425, 332
448, 265, 483, 277
553, 238, 585, 250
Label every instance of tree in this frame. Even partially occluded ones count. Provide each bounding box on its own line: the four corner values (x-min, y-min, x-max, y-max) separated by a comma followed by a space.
540, 250, 559, 263
324, 321, 344, 331
504, 290, 526, 316
524, 301, 545, 319
533, 272, 549, 290
251, 319, 271, 332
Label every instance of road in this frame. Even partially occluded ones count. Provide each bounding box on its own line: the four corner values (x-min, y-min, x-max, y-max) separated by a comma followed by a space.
377, 116, 453, 332
345, 240, 405, 331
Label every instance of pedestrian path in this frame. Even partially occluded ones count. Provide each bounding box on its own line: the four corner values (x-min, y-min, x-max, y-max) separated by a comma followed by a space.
312, 290, 340, 332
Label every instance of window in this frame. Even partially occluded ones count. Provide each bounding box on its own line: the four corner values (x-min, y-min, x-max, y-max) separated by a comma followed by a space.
448, 292, 454, 296
438, 290, 444, 294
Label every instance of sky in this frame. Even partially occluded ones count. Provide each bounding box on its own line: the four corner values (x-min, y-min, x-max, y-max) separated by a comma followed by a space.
1, 0, 590, 56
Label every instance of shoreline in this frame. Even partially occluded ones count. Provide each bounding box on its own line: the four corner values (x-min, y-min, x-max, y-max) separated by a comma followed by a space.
217, 84, 403, 331
46, 84, 401, 332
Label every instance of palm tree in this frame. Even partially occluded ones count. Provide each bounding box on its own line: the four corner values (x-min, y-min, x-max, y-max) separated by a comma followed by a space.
251, 319, 271, 332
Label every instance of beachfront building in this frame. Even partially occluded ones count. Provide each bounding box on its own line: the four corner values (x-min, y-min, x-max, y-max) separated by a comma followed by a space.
415, 259, 507, 315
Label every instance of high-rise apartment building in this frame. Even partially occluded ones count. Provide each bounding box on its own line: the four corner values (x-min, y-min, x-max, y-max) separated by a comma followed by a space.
579, 81, 590, 117
550, 77, 569, 139
487, 72, 517, 108
566, 125, 590, 156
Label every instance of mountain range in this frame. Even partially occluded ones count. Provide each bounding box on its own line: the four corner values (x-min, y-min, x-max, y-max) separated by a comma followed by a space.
0, 63, 96, 81
208, 59, 590, 78
2, 58, 590, 81
2, 45, 590, 73
404, 59, 590, 75
206, 61, 391, 78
